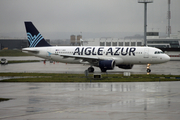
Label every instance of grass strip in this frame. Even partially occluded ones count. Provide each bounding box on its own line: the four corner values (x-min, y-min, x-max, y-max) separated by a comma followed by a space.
7, 60, 41, 64
0, 98, 10, 102
0, 60, 41, 64
0, 50, 31, 56
0, 73, 180, 82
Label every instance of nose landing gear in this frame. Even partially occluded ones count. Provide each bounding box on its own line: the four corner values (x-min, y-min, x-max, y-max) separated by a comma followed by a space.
147, 64, 151, 74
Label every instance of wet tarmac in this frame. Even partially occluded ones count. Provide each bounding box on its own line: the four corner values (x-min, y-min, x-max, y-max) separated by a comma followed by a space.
0, 57, 180, 119
0, 82, 180, 120
0, 57, 180, 75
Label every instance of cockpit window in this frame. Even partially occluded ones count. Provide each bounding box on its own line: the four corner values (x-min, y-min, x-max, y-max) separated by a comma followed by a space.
154, 51, 164, 54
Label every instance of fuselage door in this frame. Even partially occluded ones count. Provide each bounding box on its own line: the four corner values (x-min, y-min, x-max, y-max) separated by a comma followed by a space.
144, 48, 149, 58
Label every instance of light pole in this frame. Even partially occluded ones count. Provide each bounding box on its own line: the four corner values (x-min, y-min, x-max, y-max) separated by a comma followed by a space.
167, 0, 171, 37
138, 0, 153, 46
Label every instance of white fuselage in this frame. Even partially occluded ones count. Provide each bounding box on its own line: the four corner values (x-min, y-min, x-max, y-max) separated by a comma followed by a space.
22, 46, 170, 66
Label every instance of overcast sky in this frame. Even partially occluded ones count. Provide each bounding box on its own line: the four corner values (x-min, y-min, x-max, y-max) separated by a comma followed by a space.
0, 0, 180, 39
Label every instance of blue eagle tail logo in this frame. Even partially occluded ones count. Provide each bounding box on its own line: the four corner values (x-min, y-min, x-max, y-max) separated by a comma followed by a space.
27, 33, 44, 47
24, 22, 51, 47
47, 51, 52, 56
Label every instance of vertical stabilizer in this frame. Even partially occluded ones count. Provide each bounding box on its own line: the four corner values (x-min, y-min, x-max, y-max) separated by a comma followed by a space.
24, 22, 51, 47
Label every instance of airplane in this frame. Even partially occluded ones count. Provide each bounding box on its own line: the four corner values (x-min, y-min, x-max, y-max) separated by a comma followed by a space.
22, 22, 170, 73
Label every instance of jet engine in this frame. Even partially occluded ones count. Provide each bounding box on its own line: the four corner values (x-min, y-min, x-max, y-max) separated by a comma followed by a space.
117, 64, 133, 69
99, 60, 115, 70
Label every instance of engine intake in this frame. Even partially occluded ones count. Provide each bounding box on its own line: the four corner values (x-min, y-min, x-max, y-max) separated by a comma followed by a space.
99, 60, 115, 70
117, 64, 133, 69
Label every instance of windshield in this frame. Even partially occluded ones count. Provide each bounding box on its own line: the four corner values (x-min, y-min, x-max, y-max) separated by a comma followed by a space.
154, 51, 164, 54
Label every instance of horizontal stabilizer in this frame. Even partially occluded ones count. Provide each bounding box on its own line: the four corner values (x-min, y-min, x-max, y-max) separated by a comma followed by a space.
22, 48, 39, 54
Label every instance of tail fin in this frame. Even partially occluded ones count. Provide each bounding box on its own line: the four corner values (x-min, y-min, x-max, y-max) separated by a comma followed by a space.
24, 22, 51, 47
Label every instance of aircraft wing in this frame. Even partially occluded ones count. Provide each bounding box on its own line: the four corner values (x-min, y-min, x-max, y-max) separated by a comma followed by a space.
58, 54, 122, 65
60, 54, 98, 59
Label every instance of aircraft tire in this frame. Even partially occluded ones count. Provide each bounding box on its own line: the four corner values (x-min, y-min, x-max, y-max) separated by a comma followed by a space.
100, 68, 107, 72
147, 69, 151, 73
88, 67, 94, 73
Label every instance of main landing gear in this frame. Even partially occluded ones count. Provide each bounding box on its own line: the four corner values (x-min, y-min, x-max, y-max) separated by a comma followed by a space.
147, 64, 151, 74
87, 66, 107, 73
100, 68, 107, 72
88, 66, 94, 73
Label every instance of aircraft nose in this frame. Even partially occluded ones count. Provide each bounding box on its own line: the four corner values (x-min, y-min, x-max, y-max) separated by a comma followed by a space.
164, 54, 170, 62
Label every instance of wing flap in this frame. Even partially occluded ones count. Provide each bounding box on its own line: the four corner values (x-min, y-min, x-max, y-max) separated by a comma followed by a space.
58, 54, 123, 65
60, 54, 99, 60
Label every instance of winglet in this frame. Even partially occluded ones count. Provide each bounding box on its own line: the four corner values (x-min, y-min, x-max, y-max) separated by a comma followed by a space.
24, 22, 51, 47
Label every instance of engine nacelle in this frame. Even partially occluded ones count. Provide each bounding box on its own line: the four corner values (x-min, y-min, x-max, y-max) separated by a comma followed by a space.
117, 64, 133, 69
99, 60, 115, 70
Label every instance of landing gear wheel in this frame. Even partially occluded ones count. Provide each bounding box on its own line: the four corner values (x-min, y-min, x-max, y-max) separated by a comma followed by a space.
147, 69, 151, 73
100, 68, 107, 72
88, 67, 94, 73
146, 64, 151, 74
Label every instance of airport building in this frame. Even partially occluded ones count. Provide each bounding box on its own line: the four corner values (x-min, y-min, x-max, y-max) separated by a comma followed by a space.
0, 39, 28, 50
80, 32, 180, 48
70, 35, 82, 46
0, 39, 50, 50
74, 31, 180, 61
